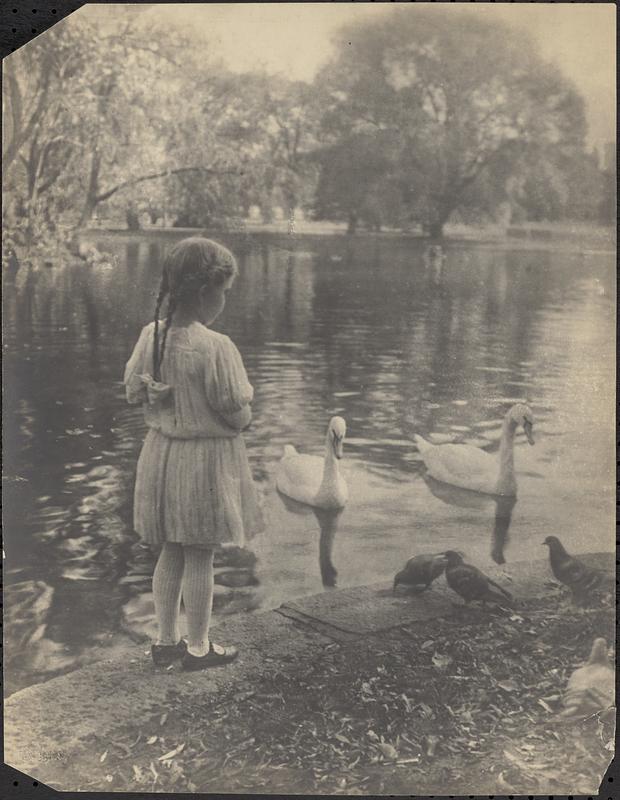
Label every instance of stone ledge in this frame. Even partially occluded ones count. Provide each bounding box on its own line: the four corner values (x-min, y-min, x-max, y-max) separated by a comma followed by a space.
4, 552, 613, 784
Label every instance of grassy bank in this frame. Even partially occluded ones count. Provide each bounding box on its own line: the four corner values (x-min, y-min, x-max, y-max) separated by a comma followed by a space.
58, 591, 613, 795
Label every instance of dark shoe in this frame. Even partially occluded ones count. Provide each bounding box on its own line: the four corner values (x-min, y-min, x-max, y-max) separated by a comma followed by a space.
182, 642, 239, 671
151, 639, 188, 666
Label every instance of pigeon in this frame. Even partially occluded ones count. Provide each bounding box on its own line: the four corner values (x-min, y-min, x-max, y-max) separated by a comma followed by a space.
542, 536, 602, 604
443, 550, 513, 607
558, 638, 614, 721
393, 553, 448, 594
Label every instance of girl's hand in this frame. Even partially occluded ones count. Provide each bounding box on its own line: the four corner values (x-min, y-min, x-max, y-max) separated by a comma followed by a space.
219, 404, 252, 431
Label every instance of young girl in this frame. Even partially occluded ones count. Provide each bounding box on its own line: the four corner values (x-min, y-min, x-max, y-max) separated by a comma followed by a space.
124, 237, 263, 670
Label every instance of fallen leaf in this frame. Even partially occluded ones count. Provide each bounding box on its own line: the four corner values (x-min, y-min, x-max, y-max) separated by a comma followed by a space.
497, 771, 517, 792
99, 750, 108, 763
537, 698, 554, 714
159, 712, 168, 727
158, 743, 185, 762
418, 702, 434, 718
432, 652, 452, 670
377, 742, 399, 761
424, 735, 439, 757
147, 735, 158, 745
401, 694, 412, 712
497, 679, 519, 692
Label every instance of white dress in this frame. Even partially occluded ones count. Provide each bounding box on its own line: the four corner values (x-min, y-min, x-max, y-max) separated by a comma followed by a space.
124, 321, 263, 548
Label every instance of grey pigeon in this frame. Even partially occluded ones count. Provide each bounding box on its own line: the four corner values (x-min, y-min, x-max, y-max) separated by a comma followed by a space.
542, 536, 602, 604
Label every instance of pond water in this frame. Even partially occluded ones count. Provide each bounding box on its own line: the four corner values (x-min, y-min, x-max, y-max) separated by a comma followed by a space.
3, 231, 615, 694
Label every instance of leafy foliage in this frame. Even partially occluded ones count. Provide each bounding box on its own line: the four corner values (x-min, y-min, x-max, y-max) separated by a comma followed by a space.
313, 8, 602, 236
2, 4, 611, 260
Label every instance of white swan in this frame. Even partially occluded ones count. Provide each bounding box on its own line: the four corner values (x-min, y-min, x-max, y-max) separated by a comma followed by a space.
415, 404, 534, 496
276, 417, 348, 509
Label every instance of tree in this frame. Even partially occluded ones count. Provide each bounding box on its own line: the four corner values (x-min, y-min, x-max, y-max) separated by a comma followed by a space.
3, 21, 93, 250
154, 68, 270, 226
314, 8, 590, 237
598, 158, 616, 226
3, 16, 174, 242
3, 8, 325, 252
313, 131, 400, 232
258, 78, 322, 218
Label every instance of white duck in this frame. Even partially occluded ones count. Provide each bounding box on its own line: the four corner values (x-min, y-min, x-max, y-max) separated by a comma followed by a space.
414, 403, 535, 496
276, 417, 348, 509
559, 638, 615, 721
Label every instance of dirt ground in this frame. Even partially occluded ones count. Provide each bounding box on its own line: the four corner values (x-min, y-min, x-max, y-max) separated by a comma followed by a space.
50, 591, 614, 795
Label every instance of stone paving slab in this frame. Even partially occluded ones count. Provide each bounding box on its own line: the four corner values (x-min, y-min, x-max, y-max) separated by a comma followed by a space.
280, 583, 455, 634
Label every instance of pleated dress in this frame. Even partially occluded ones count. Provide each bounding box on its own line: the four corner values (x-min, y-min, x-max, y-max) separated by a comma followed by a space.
124, 321, 264, 548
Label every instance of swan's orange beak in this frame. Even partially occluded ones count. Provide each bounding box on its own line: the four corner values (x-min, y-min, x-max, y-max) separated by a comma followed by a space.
524, 420, 535, 445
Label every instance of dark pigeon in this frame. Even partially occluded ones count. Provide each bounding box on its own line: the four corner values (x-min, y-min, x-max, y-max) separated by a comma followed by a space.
443, 550, 513, 607
393, 553, 448, 594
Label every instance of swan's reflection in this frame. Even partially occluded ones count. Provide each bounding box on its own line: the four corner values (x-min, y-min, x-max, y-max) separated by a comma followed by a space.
422, 474, 517, 564
276, 490, 343, 588
490, 495, 517, 565
314, 507, 343, 588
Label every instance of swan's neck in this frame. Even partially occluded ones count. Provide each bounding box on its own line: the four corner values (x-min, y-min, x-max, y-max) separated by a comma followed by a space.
320, 439, 339, 489
497, 416, 518, 494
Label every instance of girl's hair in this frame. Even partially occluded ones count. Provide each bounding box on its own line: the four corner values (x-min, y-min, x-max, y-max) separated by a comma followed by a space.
152, 237, 238, 380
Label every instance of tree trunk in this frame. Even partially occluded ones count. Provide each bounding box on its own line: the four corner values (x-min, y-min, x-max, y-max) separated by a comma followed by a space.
126, 207, 141, 230
79, 197, 98, 228
260, 206, 273, 224
282, 186, 297, 221
427, 219, 445, 239
347, 212, 358, 235
78, 151, 101, 227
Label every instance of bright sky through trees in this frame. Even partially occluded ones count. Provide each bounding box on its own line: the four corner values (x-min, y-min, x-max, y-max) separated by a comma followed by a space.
135, 3, 615, 151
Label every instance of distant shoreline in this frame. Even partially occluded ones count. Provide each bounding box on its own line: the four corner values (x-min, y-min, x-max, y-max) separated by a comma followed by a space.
80, 220, 616, 253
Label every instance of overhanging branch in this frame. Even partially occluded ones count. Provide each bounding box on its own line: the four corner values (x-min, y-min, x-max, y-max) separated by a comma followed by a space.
94, 165, 242, 204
